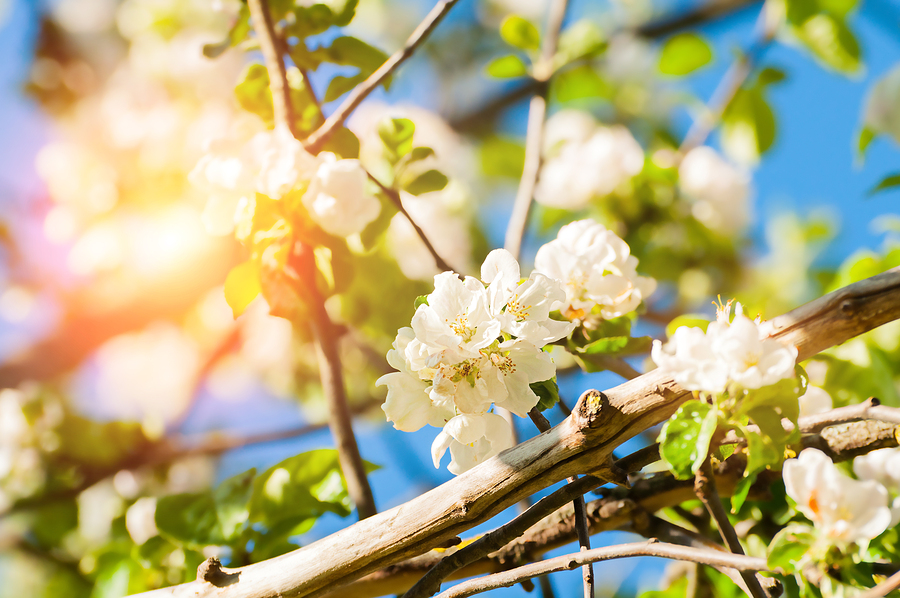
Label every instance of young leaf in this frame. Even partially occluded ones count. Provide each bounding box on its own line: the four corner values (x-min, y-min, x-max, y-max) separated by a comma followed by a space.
658, 400, 719, 479
324, 73, 367, 103
235, 64, 274, 126
552, 65, 608, 102
795, 13, 861, 74
556, 20, 606, 66
486, 54, 529, 79
405, 169, 449, 196
658, 33, 713, 76
378, 117, 416, 159
500, 15, 540, 51
664, 314, 711, 339
531, 378, 560, 412
868, 172, 900, 196
767, 524, 816, 572
224, 260, 261, 319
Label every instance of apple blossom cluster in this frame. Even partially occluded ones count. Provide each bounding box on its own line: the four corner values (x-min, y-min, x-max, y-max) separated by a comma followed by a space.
651, 301, 798, 394
189, 124, 380, 238
377, 249, 574, 474
379, 220, 657, 475
784, 448, 893, 548
534, 110, 644, 210
534, 219, 657, 321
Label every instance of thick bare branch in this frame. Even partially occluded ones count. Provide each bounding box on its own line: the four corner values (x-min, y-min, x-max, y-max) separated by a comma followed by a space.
126, 267, 900, 598
434, 540, 770, 598
858, 569, 900, 598
304, 0, 461, 153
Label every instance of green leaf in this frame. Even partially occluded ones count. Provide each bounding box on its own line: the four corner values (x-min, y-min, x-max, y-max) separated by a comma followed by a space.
795, 13, 861, 74
155, 492, 220, 546
56, 417, 149, 467
224, 260, 261, 319
722, 86, 777, 164
214, 469, 256, 542
235, 64, 274, 125
552, 65, 609, 102
287, 4, 337, 38
556, 20, 606, 66
249, 450, 370, 526
378, 117, 416, 160
658, 33, 713, 76
531, 378, 560, 412
414, 295, 429, 309
486, 54, 529, 78
500, 15, 540, 51
203, 4, 250, 58
658, 400, 718, 479
324, 73, 366, 103
405, 169, 449, 196
480, 136, 526, 178
869, 172, 900, 196
577, 335, 652, 357
324, 36, 388, 73
319, 126, 361, 160
408, 146, 435, 163
767, 524, 816, 572
664, 314, 711, 339
858, 126, 876, 158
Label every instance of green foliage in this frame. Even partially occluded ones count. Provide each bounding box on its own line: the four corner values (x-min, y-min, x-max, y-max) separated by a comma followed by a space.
56, 417, 149, 468
664, 314, 712, 338
722, 67, 785, 163
235, 64, 275, 125
658, 33, 713, 76
480, 136, 526, 178
531, 378, 560, 412
869, 173, 900, 196
567, 316, 652, 365
784, 0, 862, 74
486, 55, 529, 78
658, 400, 719, 479
768, 524, 816, 572
378, 117, 416, 162
202, 4, 250, 58
552, 65, 609, 102
555, 20, 606, 66
404, 170, 449, 196
499, 15, 540, 51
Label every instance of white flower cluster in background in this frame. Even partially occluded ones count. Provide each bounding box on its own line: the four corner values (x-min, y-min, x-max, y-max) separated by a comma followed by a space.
785, 448, 892, 546
535, 110, 644, 210
189, 124, 380, 238
853, 447, 900, 527
534, 219, 656, 321
379, 219, 656, 475
798, 385, 833, 417
652, 300, 798, 393
678, 146, 751, 233
378, 249, 574, 474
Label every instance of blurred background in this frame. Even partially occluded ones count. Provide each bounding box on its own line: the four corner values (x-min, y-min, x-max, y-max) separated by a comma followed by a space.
0, 0, 898, 596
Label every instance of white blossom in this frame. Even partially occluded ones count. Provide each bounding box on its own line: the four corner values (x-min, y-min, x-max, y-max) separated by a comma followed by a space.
652, 302, 797, 393
378, 251, 569, 474
863, 64, 900, 144
535, 115, 644, 209
784, 448, 891, 544
431, 413, 514, 475
534, 219, 656, 320
301, 153, 381, 237
798, 385, 833, 417
679, 146, 751, 233
854, 447, 900, 526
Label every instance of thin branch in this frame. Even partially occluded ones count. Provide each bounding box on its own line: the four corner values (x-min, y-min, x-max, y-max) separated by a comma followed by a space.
248, 0, 376, 520
576, 354, 642, 380
636, 0, 761, 38
528, 404, 593, 598
367, 173, 455, 273
694, 458, 767, 598
858, 569, 900, 598
503, 0, 570, 260
677, 1, 777, 156
304, 0, 462, 153
434, 540, 770, 598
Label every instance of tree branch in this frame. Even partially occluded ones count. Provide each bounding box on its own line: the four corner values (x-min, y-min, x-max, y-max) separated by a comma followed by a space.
858, 569, 900, 598
433, 540, 770, 598
503, 0, 569, 260
694, 458, 767, 598
124, 267, 900, 598
303, 0, 461, 153
247, 0, 376, 520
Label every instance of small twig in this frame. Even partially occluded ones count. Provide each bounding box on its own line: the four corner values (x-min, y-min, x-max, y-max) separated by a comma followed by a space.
528, 405, 594, 598
367, 173, 454, 273
248, 0, 376, 520
304, 0, 461, 152
694, 459, 767, 598
858, 569, 900, 598
577, 355, 642, 380
434, 540, 770, 598
678, 0, 776, 156
503, 0, 570, 260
